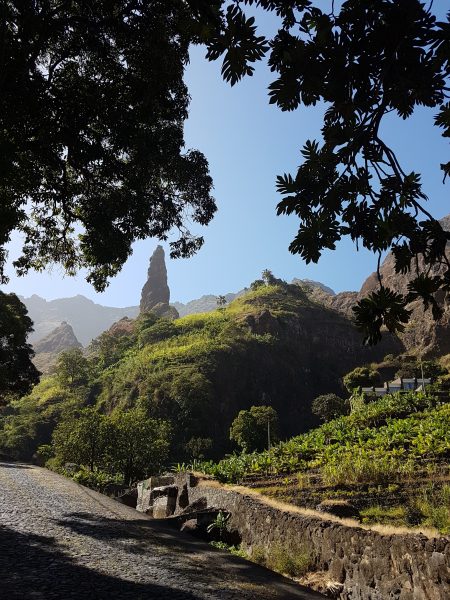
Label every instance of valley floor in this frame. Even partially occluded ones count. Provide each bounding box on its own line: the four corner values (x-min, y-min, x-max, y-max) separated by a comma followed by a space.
0, 462, 324, 600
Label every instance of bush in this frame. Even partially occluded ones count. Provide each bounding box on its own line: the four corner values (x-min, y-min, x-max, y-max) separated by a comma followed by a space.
322, 451, 415, 486
312, 393, 348, 422
266, 542, 312, 578
72, 467, 122, 491
51, 406, 171, 487
230, 405, 279, 452
184, 437, 213, 460
343, 366, 382, 392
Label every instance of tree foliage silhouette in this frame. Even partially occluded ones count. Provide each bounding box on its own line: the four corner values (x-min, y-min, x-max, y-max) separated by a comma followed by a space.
1, 1, 216, 291
3, 1, 450, 345
197, 0, 450, 343
0, 292, 39, 404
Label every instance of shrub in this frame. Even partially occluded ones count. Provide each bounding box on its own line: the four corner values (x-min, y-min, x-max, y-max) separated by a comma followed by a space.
343, 366, 382, 392
312, 393, 348, 422
210, 541, 247, 558
360, 505, 407, 527
72, 467, 122, 491
322, 451, 415, 486
250, 545, 267, 566
184, 437, 213, 460
230, 405, 279, 452
266, 542, 312, 578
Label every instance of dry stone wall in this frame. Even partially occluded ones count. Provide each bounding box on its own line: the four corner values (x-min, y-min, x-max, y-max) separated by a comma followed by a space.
137, 474, 449, 600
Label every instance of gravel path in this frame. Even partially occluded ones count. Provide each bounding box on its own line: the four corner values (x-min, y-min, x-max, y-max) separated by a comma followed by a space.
0, 463, 325, 599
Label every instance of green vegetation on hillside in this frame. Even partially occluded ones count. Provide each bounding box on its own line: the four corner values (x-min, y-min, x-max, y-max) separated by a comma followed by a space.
197, 392, 449, 482
1, 280, 393, 470
194, 390, 450, 533
2, 283, 336, 463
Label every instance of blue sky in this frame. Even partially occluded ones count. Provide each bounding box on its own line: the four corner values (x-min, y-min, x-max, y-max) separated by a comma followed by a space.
3, 4, 449, 306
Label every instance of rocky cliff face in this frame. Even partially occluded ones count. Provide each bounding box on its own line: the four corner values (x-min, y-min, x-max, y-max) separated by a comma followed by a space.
139, 246, 179, 319
34, 322, 81, 354
357, 215, 450, 356
296, 215, 450, 356
33, 322, 82, 373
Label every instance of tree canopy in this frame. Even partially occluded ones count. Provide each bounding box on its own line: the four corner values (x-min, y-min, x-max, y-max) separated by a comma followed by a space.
197, 0, 450, 344
1, 1, 216, 291
311, 393, 348, 422
2, 1, 449, 344
0, 291, 39, 404
343, 366, 382, 392
230, 405, 278, 452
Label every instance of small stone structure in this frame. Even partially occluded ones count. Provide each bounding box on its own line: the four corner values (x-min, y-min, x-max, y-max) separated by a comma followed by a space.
136, 473, 449, 600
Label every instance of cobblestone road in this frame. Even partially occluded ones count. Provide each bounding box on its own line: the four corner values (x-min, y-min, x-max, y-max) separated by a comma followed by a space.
0, 463, 325, 600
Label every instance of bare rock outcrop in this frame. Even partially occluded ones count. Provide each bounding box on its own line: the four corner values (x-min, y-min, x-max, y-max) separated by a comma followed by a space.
34, 322, 81, 354
33, 322, 82, 373
358, 214, 450, 356
139, 246, 179, 319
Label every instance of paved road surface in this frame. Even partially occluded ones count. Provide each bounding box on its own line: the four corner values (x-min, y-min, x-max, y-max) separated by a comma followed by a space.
0, 463, 325, 600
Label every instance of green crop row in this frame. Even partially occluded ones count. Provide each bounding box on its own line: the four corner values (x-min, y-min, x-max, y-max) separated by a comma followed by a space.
193, 392, 450, 484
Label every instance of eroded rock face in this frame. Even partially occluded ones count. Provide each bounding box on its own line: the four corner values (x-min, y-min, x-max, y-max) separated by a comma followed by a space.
140, 246, 170, 313
358, 214, 450, 356
34, 322, 81, 354
139, 246, 179, 319
33, 321, 83, 374
107, 317, 135, 337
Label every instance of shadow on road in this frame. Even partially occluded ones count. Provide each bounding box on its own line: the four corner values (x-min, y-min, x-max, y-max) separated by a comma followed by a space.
0, 523, 200, 600
52, 511, 325, 599
0, 461, 32, 469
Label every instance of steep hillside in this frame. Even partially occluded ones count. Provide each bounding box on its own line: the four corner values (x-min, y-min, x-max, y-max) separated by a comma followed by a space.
97, 283, 401, 446
1, 283, 401, 461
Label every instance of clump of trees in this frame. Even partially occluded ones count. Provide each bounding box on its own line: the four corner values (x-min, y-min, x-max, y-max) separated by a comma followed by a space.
343, 366, 382, 392
395, 358, 445, 381
311, 394, 348, 423
230, 405, 278, 453
48, 407, 171, 486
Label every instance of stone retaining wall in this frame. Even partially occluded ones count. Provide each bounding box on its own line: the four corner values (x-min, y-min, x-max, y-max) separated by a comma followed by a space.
137, 474, 450, 600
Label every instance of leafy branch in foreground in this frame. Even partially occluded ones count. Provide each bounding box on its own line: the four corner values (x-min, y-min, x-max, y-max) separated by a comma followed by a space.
1, 2, 216, 290
201, 0, 450, 343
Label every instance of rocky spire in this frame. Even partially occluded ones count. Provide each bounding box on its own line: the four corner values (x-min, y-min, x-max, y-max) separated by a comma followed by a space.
140, 246, 178, 319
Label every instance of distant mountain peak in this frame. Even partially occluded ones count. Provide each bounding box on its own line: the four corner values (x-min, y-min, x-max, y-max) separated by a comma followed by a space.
34, 322, 81, 355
